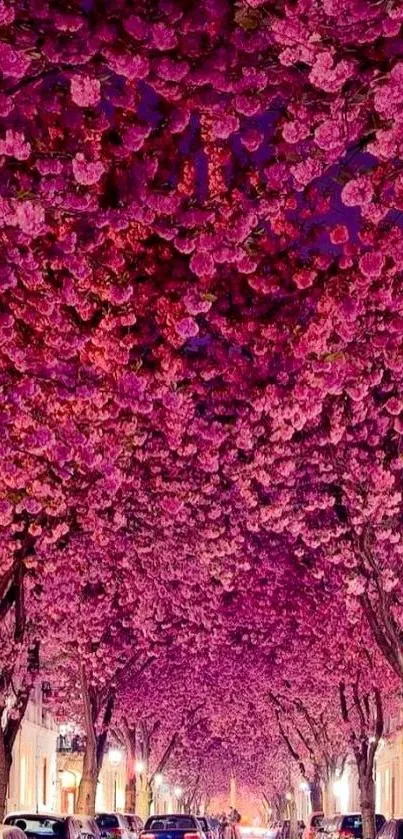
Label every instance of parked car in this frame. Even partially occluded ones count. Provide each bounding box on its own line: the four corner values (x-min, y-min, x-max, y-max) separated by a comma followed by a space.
316, 817, 338, 839
206, 820, 219, 839
196, 818, 217, 839
74, 818, 100, 839
329, 815, 385, 839
377, 819, 403, 839
0, 827, 27, 839
141, 815, 204, 839
273, 821, 305, 839
96, 814, 142, 839
303, 815, 324, 839
195, 823, 207, 839
4, 815, 99, 839
123, 819, 143, 839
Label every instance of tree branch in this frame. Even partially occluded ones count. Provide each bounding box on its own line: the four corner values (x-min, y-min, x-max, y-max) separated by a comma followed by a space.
275, 708, 308, 780
96, 691, 115, 770
79, 661, 97, 753
151, 731, 179, 780
4, 687, 31, 758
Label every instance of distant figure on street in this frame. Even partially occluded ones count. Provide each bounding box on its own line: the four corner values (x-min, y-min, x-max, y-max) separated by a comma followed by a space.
219, 815, 230, 839
227, 810, 241, 839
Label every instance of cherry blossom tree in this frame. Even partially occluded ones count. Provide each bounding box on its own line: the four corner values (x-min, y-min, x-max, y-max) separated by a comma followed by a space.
115, 652, 212, 817
1, 0, 403, 826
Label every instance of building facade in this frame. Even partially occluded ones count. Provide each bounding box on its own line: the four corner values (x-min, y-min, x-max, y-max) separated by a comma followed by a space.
7, 682, 58, 814
6, 688, 128, 816
375, 707, 403, 820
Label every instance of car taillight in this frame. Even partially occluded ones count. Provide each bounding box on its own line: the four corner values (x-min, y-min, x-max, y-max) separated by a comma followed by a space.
140, 834, 155, 839
185, 833, 199, 839
110, 830, 125, 837
339, 831, 354, 838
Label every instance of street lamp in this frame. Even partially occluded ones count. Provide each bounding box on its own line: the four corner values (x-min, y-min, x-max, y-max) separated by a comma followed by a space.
154, 773, 163, 788
174, 786, 183, 813
108, 748, 122, 811
135, 760, 145, 774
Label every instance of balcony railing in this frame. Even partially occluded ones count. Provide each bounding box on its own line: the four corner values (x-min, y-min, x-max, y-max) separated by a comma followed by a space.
57, 734, 86, 753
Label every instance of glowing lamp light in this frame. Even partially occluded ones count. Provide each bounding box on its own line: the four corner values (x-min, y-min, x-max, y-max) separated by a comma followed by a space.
59, 769, 77, 789
108, 747, 122, 768
135, 760, 145, 774
285, 792, 293, 801
332, 779, 342, 796
299, 782, 309, 792
174, 785, 183, 799
154, 773, 163, 788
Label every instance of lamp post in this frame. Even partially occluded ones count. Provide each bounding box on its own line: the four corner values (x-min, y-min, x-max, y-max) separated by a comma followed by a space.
108, 748, 122, 811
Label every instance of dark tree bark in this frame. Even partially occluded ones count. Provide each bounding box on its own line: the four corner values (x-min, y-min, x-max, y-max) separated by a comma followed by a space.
76, 663, 109, 815
76, 656, 156, 815
0, 683, 32, 820
269, 690, 343, 816
339, 681, 383, 839
286, 795, 298, 839
310, 767, 323, 812
0, 537, 37, 822
137, 700, 205, 818
122, 722, 137, 813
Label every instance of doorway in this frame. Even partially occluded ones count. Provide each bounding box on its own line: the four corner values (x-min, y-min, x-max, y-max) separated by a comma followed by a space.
61, 789, 76, 814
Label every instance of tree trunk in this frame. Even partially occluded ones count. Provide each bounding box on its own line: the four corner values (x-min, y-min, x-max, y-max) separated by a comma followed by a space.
136, 723, 150, 820
359, 773, 376, 839
123, 723, 137, 813
125, 775, 137, 813
0, 684, 32, 822
148, 782, 153, 817
287, 797, 298, 839
310, 770, 323, 812
76, 663, 98, 815
0, 725, 11, 822
322, 781, 335, 819
339, 681, 381, 839
76, 744, 98, 815
273, 795, 287, 821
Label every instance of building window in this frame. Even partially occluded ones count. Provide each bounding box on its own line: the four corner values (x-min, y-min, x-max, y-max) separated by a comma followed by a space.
43, 758, 47, 805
